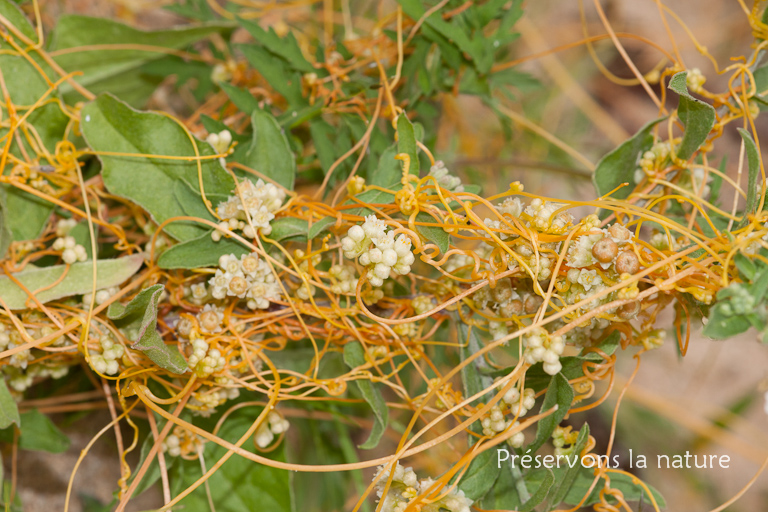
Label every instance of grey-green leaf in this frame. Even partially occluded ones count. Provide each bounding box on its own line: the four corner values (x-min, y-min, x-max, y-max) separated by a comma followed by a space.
737, 128, 761, 229
81, 93, 235, 241
50, 16, 234, 101
157, 232, 248, 269
107, 284, 188, 374
243, 109, 296, 191
593, 118, 665, 199
702, 305, 751, 340
668, 71, 716, 160
396, 114, 420, 175
0, 380, 19, 429
343, 341, 388, 449
415, 211, 449, 254
0, 254, 144, 310
457, 319, 501, 499
519, 468, 555, 512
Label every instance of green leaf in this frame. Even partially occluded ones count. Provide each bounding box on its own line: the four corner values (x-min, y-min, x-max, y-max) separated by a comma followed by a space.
50, 16, 233, 100
0, 186, 54, 244
457, 448, 502, 501
242, 109, 296, 191
157, 232, 248, 269
219, 82, 261, 116
343, 342, 388, 449
593, 118, 665, 199
239, 44, 306, 106
107, 284, 188, 374
456, 319, 500, 499
308, 217, 336, 239
369, 144, 400, 188
565, 468, 665, 508
0, 51, 67, 244
527, 373, 574, 454
128, 415, 177, 497
0, 481, 22, 512
0, 380, 19, 429
482, 467, 553, 511
237, 17, 314, 73
172, 408, 293, 511
344, 187, 399, 217
0, 0, 37, 44
736, 128, 761, 229
270, 217, 312, 241
546, 423, 590, 507
396, 114, 420, 175
81, 94, 235, 241
668, 71, 716, 160
519, 468, 555, 512
397, 0, 482, 70
0, 189, 12, 258
734, 253, 757, 280
702, 305, 751, 339
0, 254, 144, 310
0, 410, 70, 453
458, 321, 493, 403
415, 211, 450, 254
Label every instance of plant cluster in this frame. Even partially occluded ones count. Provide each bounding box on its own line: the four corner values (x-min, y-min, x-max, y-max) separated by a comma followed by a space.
0, 0, 767, 511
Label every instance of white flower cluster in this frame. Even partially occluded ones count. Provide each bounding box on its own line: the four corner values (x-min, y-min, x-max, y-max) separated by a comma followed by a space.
53, 236, 87, 264
214, 377, 241, 402
412, 295, 434, 315
206, 129, 232, 166
686, 68, 706, 94
83, 286, 119, 307
502, 386, 536, 417
373, 462, 473, 512
509, 240, 556, 281
523, 198, 573, 234
56, 218, 77, 236
428, 161, 464, 192
635, 141, 670, 181
255, 411, 290, 448
1, 324, 73, 374
552, 425, 580, 457
187, 338, 225, 377
489, 321, 508, 343
188, 282, 209, 305
162, 434, 183, 457
329, 265, 356, 294
341, 215, 415, 287
480, 385, 536, 448
473, 278, 543, 319
187, 387, 223, 416
523, 327, 565, 375
162, 426, 204, 457
209, 253, 281, 310
444, 252, 475, 275
90, 335, 124, 375
213, 178, 286, 240
197, 304, 224, 334
566, 223, 633, 270
4, 364, 69, 393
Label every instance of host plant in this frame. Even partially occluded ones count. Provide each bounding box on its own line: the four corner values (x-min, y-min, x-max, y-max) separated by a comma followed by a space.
0, 0, 767, 511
